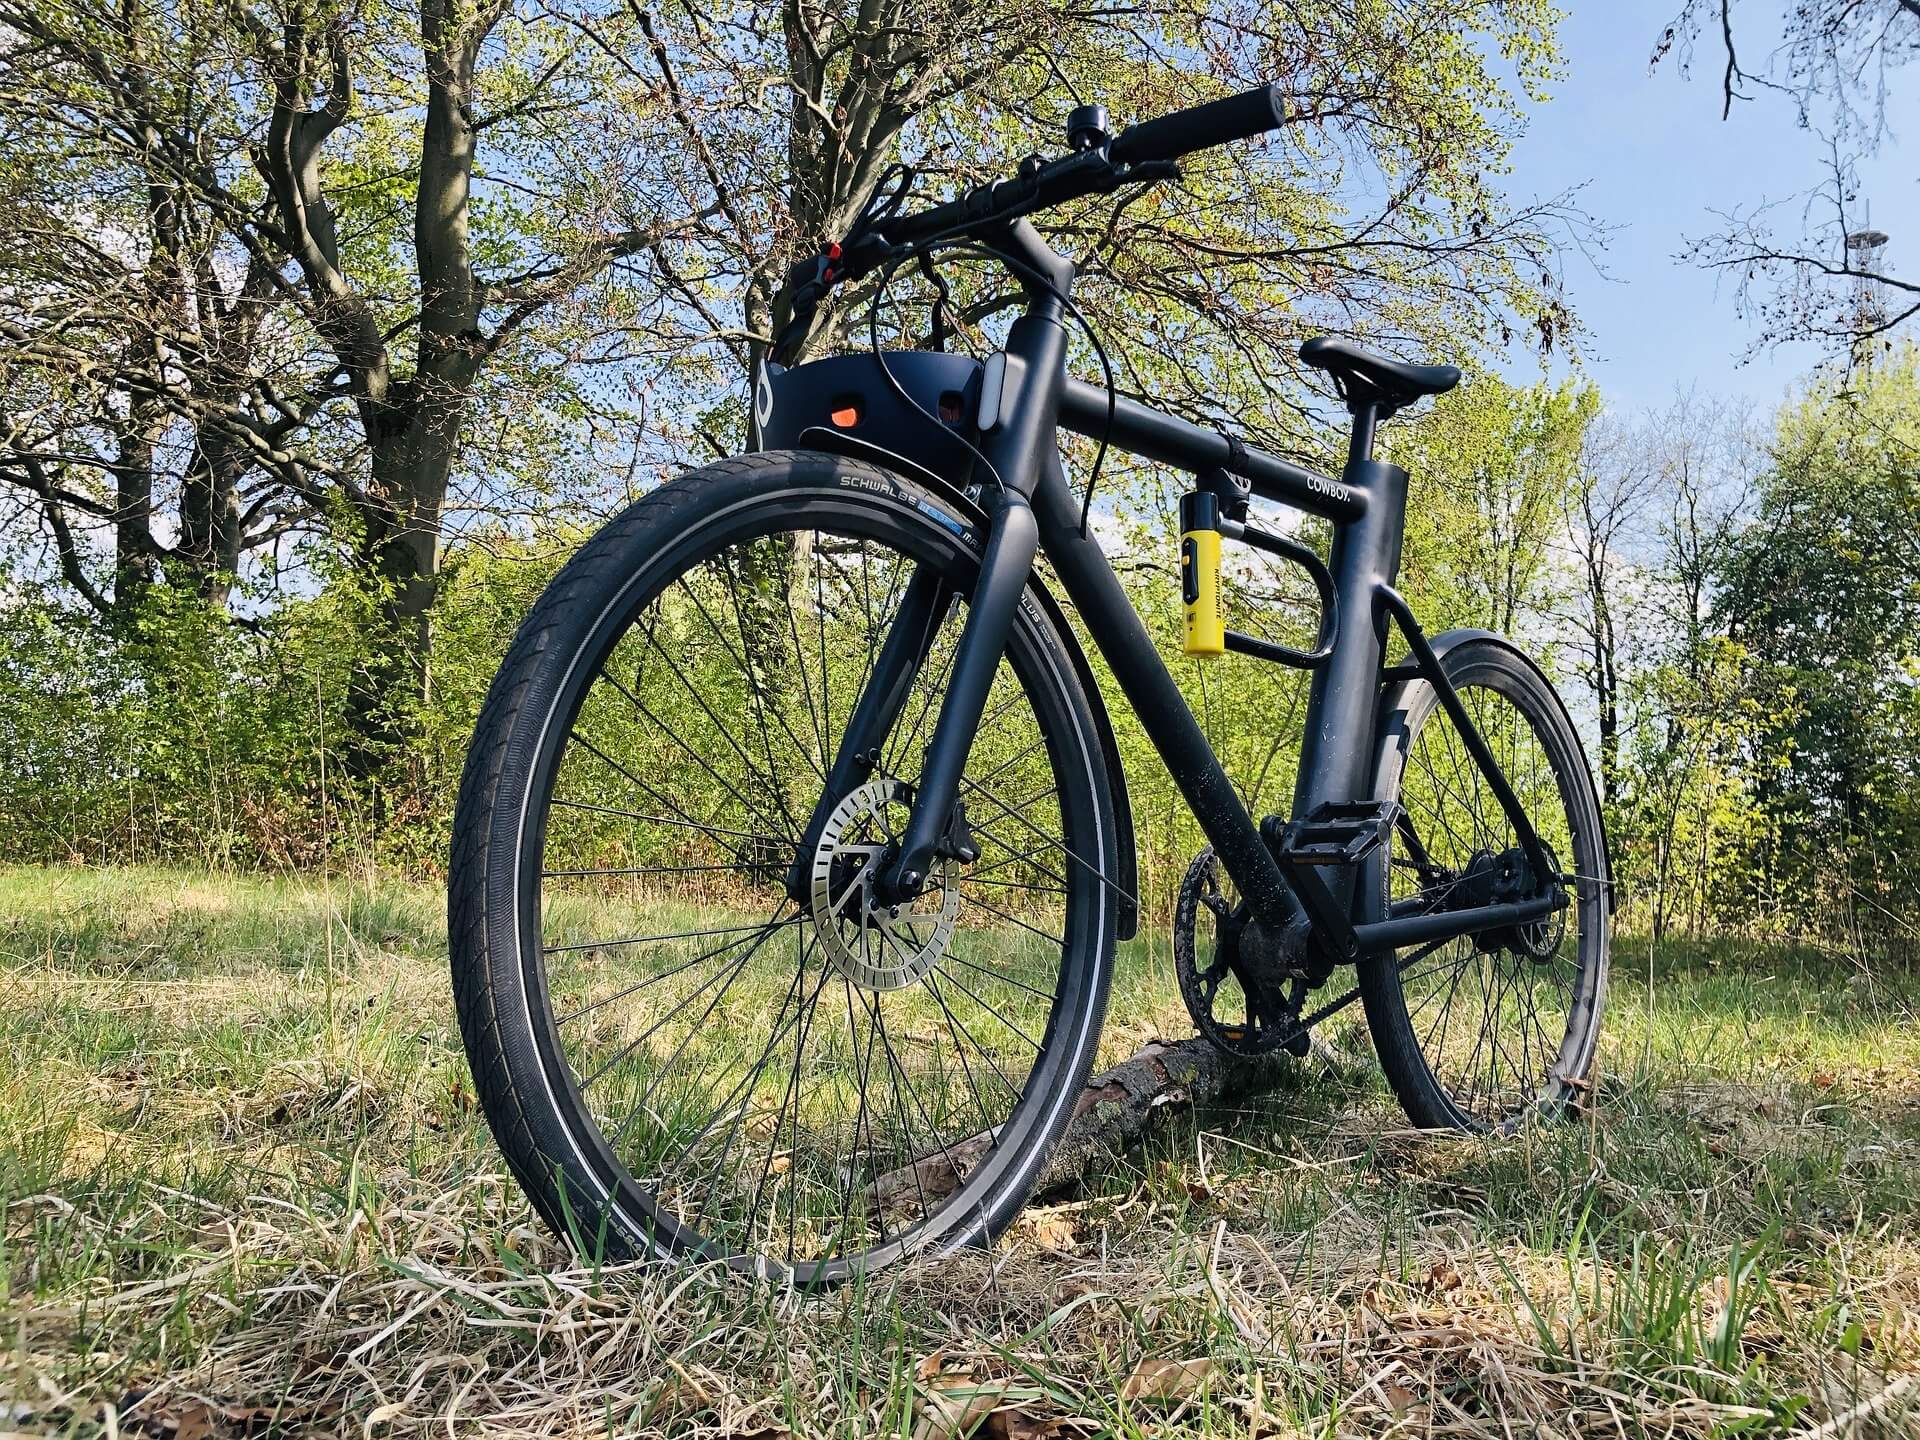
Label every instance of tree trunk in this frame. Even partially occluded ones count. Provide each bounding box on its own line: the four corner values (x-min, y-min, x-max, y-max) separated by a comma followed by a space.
179, 433, 249, 607
110, 408, 159, 621
1593, 591, 1620, 803
344, 403, 459, 779
337, 0, 484, 778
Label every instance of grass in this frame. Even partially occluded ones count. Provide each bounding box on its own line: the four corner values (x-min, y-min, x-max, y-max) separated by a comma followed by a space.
2, 865, 1918, 1437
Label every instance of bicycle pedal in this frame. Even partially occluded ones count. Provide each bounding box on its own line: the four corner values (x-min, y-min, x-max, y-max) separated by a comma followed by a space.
1273, 801, 1400, 867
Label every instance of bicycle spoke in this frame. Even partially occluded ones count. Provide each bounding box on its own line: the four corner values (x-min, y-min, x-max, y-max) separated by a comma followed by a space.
522, 506, 1084, 1273
1387, 668, 1600, 1130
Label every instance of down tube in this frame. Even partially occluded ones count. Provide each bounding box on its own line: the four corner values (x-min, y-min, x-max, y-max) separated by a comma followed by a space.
1027, 452, 1295, 925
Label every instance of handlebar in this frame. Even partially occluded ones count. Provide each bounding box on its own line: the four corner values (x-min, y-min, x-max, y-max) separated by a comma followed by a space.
875, 150, 1149, 252
770, 83, 1287, 364
875, 83, 1287, 247
1109, 83, 1286, 167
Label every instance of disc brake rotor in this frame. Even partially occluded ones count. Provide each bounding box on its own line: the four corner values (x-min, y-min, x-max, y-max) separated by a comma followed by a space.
809, 780, 960, 991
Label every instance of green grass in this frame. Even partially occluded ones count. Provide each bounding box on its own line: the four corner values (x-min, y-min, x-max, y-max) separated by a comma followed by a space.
2, 865, 1918, 1437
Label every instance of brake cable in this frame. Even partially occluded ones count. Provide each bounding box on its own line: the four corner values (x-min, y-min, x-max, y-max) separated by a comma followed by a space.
862, 235, 1121, 524
863, 235, 1120, 527
865, 247, 1009, 495
914, 250, 952, 351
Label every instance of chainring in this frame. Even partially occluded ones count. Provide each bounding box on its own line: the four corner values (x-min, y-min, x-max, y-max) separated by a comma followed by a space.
1171, 846, 1305, 1058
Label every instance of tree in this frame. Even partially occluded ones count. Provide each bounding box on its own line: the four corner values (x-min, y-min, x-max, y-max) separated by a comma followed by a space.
1604, 391, 1757, 938
1562, 413, 1659, 801
606, 0, 1587, 460
1, 0, 1588, 782
1656, 1, 1919, 355
1390, 377, 1599, 642
1716, 346, 1920, 935
0, 0, 691, 770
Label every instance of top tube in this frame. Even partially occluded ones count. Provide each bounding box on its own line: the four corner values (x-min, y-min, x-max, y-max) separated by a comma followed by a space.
1056, 377, 1366, 524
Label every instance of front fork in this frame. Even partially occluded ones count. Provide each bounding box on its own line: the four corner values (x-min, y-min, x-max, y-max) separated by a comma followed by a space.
783, 486, 1037, 908
782, 563, 951, 904
886, 492, 1039, 897
789, 243, 1073, 909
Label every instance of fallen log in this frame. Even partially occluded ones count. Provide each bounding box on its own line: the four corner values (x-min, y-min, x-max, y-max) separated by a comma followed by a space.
872, 1031, 1360, 1212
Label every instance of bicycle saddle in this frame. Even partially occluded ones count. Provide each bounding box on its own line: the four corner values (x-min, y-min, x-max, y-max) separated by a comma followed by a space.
1299, 336, 1460, 416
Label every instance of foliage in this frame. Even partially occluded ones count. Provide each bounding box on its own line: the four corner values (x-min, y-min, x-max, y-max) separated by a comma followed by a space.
0, 0, 1582, 766
1392, 377, 1600, 643
1572, 348, 1920, 950
1716, 350, 1920, 939
0, 577, 353, 866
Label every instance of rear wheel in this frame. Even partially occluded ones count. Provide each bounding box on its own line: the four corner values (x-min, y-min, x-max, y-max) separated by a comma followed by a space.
448, 451, 1119, 1283
1361, 638, 1609, 1132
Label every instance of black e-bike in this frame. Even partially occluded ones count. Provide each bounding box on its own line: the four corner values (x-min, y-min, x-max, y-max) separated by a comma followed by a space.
449, 85, 1610, 1282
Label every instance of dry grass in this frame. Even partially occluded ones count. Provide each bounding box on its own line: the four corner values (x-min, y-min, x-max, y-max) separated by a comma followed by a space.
3, 865, 1919, 1438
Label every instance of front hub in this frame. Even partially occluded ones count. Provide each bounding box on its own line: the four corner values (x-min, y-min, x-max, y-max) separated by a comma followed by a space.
808, 780, 960, 991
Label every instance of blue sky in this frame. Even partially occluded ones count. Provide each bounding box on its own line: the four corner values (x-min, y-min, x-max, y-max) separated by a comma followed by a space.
1502, 0, 1916, 411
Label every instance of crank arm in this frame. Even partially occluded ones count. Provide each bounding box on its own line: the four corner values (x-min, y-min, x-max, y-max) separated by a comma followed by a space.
1267, 933, 1454, 1052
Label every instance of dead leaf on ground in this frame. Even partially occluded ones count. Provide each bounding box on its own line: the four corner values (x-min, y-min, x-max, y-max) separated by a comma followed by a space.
1377, 1379, 1420, 1414
1023, 1211, 1078, 1254
1118, 1357, 1211, 1404
1423, 1258, 1462, 1294
985, 1411, 1085, 1439
915, 1351, 955, 1382
913, 1378, 1013, 1440
1151, 1160, 1215, 1205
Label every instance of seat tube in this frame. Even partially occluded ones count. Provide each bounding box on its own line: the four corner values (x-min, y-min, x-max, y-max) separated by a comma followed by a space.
1292, 410, 1408, 820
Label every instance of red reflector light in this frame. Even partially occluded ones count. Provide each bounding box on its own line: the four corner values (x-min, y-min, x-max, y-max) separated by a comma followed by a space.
830, 404, 860, 427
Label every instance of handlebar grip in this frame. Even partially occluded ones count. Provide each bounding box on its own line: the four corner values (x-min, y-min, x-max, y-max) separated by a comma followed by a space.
1108, 83, 1285, 166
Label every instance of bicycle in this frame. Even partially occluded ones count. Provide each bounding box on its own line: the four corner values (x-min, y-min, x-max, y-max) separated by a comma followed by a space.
448, 84, 1611, 1284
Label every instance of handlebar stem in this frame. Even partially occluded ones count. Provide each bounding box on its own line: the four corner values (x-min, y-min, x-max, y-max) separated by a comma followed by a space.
993, 218, 1076, 307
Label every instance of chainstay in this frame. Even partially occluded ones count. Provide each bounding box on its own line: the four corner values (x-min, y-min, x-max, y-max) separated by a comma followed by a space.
1265, 936, 1447, 1051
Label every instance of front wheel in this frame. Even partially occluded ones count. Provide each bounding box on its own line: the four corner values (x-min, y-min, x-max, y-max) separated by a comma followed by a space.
1361, 637, 1610, 1132
447, 451, 1120, 1284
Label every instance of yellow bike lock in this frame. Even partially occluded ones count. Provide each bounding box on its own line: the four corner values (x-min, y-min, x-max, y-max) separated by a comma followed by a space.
1179, 489, 1225, 658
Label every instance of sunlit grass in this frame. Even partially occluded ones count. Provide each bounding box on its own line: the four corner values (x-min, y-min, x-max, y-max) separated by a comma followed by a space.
2, 864, 1917, 1436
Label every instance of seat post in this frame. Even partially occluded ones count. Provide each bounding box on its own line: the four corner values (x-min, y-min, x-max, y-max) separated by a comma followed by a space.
1346, 399, 1379, 466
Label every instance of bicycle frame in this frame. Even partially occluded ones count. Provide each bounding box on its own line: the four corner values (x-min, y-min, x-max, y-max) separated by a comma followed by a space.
787, 220, 1562, 974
